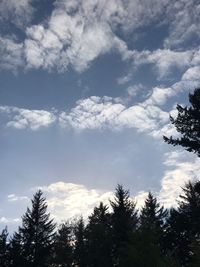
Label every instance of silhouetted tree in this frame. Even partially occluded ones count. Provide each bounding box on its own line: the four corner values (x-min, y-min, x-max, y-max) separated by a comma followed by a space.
137, 193, 171, 266
19, 190, 56, 267
189, 239, 200, 267
163, 88, 200, 156
164, 181, 200, 266
9, 230, 24, 267
0, 227, 9, 267
52, 222, 73, 267
73, 217, 87, 267
86, 202, 112, 267
140, 192, 167, 232
178, 181, 200, 236
110, 184, 138, 267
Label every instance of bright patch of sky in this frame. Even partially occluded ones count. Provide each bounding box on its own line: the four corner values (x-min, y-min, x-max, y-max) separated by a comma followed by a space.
0, 0, 200, 232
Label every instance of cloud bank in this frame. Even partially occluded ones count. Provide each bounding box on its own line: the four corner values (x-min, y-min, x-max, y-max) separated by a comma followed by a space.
0, 0, 199, 74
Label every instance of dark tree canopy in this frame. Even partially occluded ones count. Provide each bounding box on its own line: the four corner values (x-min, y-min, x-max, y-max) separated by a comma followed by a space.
73, 217, 87, 267
140, 192, 167, 232
3, 182, 200, 266
0, 227, 9, 267
110, 184, 138, 267
19, 190, 56, 267
86, 202, 112, 267
163, 88, 200, 156
52, 222, 73, 267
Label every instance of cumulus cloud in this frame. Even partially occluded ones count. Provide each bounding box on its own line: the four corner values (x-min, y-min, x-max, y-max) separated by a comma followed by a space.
182, 66, 200, 81
0, 0, 34, 29
158, 150, 200, 208
134, 149, 200, 209
1, 0, 199, 74
0, 37, 24, 72
38, 182, 114, 221
0, 106, 56, 130
59, 95, 174, 139
23, 0, 139, 72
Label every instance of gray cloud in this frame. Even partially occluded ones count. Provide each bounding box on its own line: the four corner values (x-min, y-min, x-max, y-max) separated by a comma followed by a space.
0, 0, 34, 29
164, 0, 200, 48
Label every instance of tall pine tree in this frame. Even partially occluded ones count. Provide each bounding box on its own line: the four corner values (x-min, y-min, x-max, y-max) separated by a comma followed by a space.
138, 193, 170, 266
19, 190, 56, 267
9, 229, 25, 267
52, 222, 73, 267
110, 184, 138, 267
0, 227, 9, 267
73, 217, 87, 267
86, 202, 112, 267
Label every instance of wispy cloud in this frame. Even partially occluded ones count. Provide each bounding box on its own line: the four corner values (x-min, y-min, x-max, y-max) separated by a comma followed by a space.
164, 0, 200, 48
7, 194, 29, 202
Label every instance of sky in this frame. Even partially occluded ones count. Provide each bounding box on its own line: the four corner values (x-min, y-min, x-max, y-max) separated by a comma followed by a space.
1, 0, 200, 232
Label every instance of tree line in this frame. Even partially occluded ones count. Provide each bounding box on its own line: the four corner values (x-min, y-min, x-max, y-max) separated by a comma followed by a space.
1, 88, 200, 267
1, 182, 200, 267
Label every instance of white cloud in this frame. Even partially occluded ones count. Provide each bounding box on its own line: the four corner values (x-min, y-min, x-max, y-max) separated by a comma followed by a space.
59, 96, 125, 130
0, 37, 24, 72
127, 84, 145, 98
147, 49, 193, 79
38, 182, 114, 221
164, 0, 200, 49
134, 149, 200, 209
7, 194, 29, 202
23, 2, 124, 72
182, 66, 200, 81
158, 150, 200, 208
0, 0, 34, 28
145, 87, 175, 106
134, 191, 149, 209
0, 217, 20, 224
0, 106, 56, 130
59, 95, 172, 138
0, 0, 199, 75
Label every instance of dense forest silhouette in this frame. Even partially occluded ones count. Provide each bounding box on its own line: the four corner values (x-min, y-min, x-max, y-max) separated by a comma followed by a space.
1, 89, 200, 266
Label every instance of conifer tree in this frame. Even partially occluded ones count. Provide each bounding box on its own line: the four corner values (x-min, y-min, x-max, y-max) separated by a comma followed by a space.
19, 190, 56, 267
73, 217, 87, 267
140, 192, 167, 233
52, 222, 73, 267
178, 181, 200, 236
163, 88, 200, 156
138, 193, 169, 266
0, 227, 9, 267
164, 182, 200, 266
9, 230, 24, 267
86, 202, 112, 267
110, 184, 138, 267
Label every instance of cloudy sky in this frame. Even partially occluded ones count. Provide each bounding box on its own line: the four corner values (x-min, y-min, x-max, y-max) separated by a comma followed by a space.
1, 0, 200, 231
